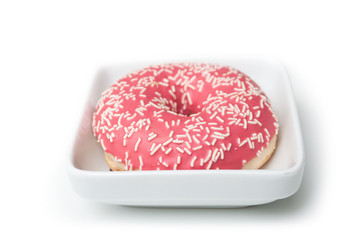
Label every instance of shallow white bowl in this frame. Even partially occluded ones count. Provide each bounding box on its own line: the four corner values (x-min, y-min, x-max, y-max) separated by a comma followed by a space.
68, 57, 304, 207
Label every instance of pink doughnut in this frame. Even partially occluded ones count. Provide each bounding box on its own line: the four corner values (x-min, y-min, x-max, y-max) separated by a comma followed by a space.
92, 63, 279, 170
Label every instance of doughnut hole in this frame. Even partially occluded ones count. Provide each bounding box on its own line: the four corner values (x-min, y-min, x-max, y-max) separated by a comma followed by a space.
148, 84, 204, 117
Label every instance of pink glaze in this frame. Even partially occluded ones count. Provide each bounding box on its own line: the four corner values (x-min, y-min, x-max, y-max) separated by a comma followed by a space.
92, 63, 279, 170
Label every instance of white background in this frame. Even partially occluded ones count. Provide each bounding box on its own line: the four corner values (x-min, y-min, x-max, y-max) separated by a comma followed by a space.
1, 0, 360, 239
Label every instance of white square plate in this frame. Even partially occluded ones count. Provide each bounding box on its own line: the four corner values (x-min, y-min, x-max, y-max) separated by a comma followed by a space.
68, 57, 304, 207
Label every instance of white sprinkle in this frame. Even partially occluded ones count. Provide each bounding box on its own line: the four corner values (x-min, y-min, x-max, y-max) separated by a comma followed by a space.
247, 138, 253, 148
177, 156, 181, 164
123, 138, 127, 146
96, 103, 104, 115
257, 150, 262, 157
214, 151, 221, 162
165, 148, 172, 155
159, 81, 169, 87
168, 89, 176, 99
264, 128, 270, 137
234, 104, 241, 113
211, 138, 217, 146
200, 158, 204, 166
213, 131, 229, 137
127, 113, 136, 120
204, 150, 212, 163
163, 138, 173, 146
215, 116, 224, 123
193, 145, 203, 151
176, 147, 184, 153
228, 119, 236, 125
169, 130, 174, 138
221, 107, 226, 116
210, 111, 217, 119
150, 143, 162, 155
128, 127, 135, 138
134, 137, 141, 151
205, 141, 211, 146
275, 122, 279, 134
190, 156, 197, 167
220, 148, 224, 159
239, 139, 247, 147
185, 141, 191, 149
162, 161, 169, 167
192, 135, 200, 144
227, 143, 232, 151
242, 105, 246, 113
202, 134, 209, 141
173, 164, 177, 170
173, 139, 184, 144
186, 92, 193, 105
139, 156, 143, 166
206, 160, 213, 170
103, 116, 111, 126
212, 149, 219, 162
255, 119, 262, 126
135, 108, 144, 116
221, 143, 227, 151
184, 148, 192, 155
148, 134, 157, 141
256, 110, 261, 118
187, 84, 196, 90
177, 119, 181, 126
212, 134, 225, 140
150, 143, 156, 151
205, 127, 210, 134
186, 132, 192, 143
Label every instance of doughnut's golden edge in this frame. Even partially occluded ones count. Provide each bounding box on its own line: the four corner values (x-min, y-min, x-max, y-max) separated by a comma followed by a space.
104, 152, 127, 171
242, 135, 277, 169
104, 134, 277, 171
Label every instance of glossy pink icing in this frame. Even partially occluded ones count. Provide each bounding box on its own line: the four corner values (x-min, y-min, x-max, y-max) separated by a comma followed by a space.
92, 63, 278, 170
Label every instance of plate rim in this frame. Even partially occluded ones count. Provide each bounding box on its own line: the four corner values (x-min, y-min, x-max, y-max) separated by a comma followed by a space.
67, 57, 305, 205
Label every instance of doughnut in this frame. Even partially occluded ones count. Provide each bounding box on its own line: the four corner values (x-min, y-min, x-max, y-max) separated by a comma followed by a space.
92, 63, 279, 170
